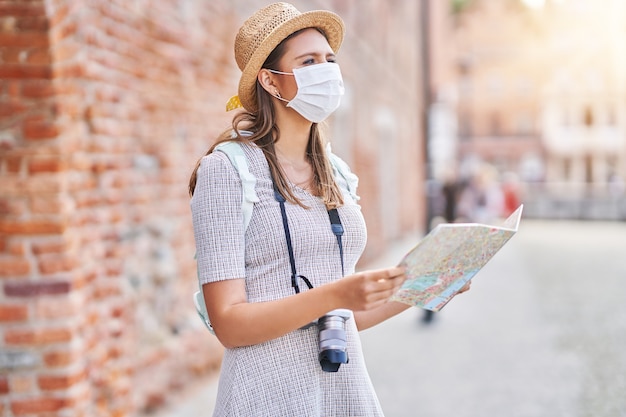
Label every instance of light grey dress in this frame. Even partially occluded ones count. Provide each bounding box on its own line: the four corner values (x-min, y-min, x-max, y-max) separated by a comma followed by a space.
191, 142, 384, 417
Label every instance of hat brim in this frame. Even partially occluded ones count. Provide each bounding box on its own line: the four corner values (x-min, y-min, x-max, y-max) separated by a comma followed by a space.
238, 10, 345, 113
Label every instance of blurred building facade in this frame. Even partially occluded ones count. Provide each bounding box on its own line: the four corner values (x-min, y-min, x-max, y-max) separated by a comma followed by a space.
434, 0, 626, 220
539, 0, 626, 219
0, 0, 427, 415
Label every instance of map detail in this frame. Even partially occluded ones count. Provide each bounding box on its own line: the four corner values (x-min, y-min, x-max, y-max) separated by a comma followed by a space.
391, 205, 523, 311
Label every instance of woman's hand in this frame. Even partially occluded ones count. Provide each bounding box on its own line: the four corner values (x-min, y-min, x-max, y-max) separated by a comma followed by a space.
456, 281, 471, 295
333, 266, 407, 311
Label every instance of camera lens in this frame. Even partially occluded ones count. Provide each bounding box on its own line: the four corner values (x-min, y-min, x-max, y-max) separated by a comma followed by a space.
318, 309, 351, 372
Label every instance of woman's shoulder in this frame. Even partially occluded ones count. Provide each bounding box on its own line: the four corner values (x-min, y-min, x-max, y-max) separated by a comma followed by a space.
236, 140, 270, 174
202, 138, 268, 180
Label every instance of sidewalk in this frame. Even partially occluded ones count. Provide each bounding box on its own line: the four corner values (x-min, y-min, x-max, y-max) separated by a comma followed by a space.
150, 373, 219, 417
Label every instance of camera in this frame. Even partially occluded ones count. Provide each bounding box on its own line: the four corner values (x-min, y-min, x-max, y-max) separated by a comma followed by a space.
317, 309, 352, 372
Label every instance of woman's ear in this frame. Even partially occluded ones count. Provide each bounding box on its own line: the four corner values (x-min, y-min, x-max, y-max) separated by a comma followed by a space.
257, 69, 277, 96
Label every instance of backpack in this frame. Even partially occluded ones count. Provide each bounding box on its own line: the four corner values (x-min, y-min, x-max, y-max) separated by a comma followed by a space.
193, 138, 359, 334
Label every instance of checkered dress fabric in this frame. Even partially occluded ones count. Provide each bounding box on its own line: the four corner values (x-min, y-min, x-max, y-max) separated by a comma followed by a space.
190, 143, 384, 416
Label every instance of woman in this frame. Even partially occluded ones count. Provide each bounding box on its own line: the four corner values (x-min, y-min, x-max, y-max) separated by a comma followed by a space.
189, 3, 418, 416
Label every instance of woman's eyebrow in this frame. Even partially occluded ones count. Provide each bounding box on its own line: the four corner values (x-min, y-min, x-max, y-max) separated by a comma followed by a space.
293, 51, 336, 60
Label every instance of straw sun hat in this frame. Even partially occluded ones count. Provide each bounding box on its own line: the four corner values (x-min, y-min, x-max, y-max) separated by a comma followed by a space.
228, 2, 345, 113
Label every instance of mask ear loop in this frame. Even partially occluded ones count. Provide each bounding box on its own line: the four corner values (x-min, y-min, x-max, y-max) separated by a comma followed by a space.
267, 69, 294, 76
268, 69, 294, 103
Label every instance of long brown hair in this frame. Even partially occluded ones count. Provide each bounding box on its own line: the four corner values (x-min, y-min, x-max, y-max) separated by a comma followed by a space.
188, 29, 344, 210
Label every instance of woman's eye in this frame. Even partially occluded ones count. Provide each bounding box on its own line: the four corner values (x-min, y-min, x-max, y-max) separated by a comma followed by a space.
303, 58, 315, 65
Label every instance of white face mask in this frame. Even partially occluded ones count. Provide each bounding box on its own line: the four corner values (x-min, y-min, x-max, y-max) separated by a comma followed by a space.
269, 63, 345, 123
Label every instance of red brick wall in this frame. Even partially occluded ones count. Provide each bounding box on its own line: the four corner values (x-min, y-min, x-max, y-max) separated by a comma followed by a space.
0, 1, 425, 415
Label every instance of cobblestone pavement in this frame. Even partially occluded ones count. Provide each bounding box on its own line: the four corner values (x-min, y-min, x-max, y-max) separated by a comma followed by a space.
155, 220, 626, 417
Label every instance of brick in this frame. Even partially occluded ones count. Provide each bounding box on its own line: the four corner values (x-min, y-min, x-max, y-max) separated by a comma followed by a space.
11, 396, 69, 415
4, 326, 72, 346
4, 155, 22, 173
23, 115, 59, 140
93, 282, 122, 299
25, 175, 64, 193
54, 62, 84, 78
0, 376, 8, 394
8, 374, 35, 393
52, 40, 80, 62
0, 64, 52, 79
0, 48, 22, 65
28, 156, 66, 173
26, 48, 52, 65
7, 240, 26, 256
32, 238, 68, 255
0, 101, 26, 117
38, 253, 77, 275
38, 369, 86, 390
21, 79, 56, 98
0, 257, 31, 277
0, 179, 44, 197
30, 196, 65, 215
16, 16, 50, 32
0, 304, 28, 322
0, 197, 28, 216
73, 193, 100, 210
54, 97, 82, 118
0, 3, 46, 18
34, 296, 79, 319
6, 79, 21, 98
0, 33, 48, 49
43, 349, 78, 368
0, 218, 66, 234
4, 280, 71, 297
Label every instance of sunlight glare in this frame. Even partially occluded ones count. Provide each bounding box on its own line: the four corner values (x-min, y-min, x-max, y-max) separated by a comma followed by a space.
522, 0, 546, 9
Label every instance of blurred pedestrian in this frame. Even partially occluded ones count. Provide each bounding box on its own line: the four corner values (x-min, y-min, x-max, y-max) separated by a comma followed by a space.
442, 170, 460, 223
188, 3, 414, 416
423, 169, 460, 324
501, 171, 522, 217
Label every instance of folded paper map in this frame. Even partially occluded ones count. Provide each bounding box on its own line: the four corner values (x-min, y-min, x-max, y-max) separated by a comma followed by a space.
390, 205, 523, 311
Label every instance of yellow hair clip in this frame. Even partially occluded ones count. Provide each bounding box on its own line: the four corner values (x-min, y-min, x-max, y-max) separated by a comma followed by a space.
226, 95, 242, 111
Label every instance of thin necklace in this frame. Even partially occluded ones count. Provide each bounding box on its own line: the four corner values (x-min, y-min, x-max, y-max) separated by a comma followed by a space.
275, 151, 318, 194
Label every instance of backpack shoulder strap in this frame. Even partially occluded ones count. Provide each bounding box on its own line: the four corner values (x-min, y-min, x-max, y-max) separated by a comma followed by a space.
214, 138, 259, 231
326, 144, 360, 202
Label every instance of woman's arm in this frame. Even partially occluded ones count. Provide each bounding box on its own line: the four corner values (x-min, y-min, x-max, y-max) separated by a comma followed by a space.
353, 301, 412, 331
203, 266, 406, 348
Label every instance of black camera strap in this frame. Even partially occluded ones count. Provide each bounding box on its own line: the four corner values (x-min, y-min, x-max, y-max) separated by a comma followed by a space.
328, 209, 345, 277
273, 185, 344, 294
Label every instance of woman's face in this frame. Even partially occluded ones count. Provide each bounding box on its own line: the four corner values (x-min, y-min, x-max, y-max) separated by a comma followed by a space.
273, 28, 337, 101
